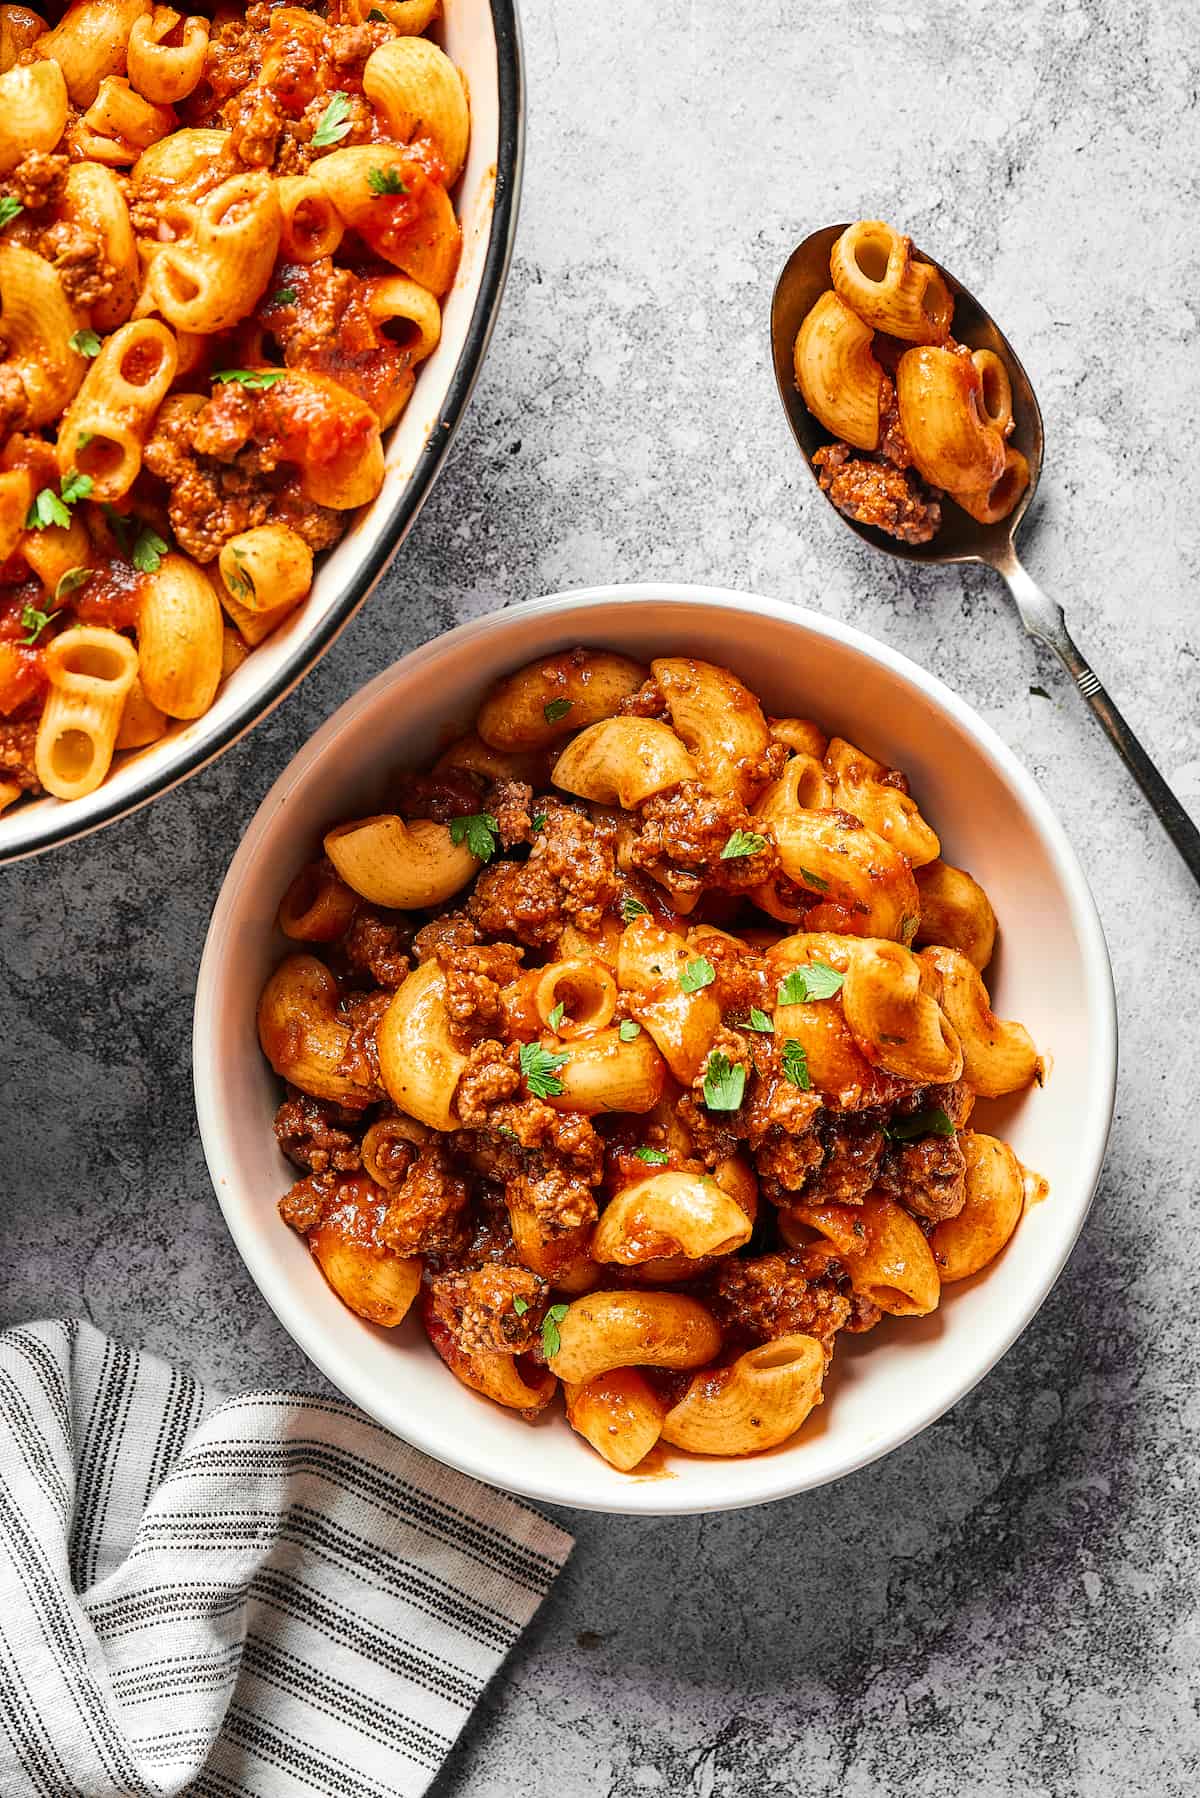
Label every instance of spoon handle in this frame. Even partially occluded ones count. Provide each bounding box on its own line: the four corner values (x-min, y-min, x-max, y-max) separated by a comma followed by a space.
998, 553, 1200, 884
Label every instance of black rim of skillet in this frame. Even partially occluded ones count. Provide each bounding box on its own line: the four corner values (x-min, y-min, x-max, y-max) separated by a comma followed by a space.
3, 0, 526, 867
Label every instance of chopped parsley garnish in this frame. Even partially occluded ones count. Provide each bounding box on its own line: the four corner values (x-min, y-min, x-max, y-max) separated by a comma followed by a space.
0, 196, 22, 230
542, 696, 573, 724
448, 811, 499, 861
367, 164, 407, 196
132, 527, 168, 574
720, 828, 766, 860
776, 960, 845, 1006
618, 1019, 641, 1042
77, 431, 93, 451
547, 1000, 566, 1031
702, 1051, 745, 1112
747, 1006, 773, 1033
519, 1040, 569, 1100
26, 489, 71, 531
620, 894, 649, 923
272, 286, 298, 307
497, 1124, 519, 1142
798, 866, 830, 891
69, 328, 102, 358
19, 602, 54, 645
311, 90, 353, 148
542, 1302, 569, 1359
59, 470, 93, 507
780, 1039, 811, 1091
512, 1295, 530, 1316
634, 1146, 669, 1165
531, 812, 547, 831
887, 1106, 955, 1142
54, 566, 92, 602
900, 914, 918, 944
213, 368, 287, 390
678, 955, 715, 995
368, 5, 388, 16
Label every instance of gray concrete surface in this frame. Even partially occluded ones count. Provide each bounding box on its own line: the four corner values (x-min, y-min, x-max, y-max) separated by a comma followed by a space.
4, 0, 1199, 1791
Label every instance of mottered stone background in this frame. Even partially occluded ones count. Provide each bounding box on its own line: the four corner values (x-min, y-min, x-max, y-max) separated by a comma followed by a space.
3, 1, 1198, 1792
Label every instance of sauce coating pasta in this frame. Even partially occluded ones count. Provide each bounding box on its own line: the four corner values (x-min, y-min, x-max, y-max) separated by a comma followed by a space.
259, 650, 1045, 1472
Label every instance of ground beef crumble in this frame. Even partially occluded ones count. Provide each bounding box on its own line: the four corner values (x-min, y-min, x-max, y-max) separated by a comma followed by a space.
469, 799, 618, 946
274, 1086, 363, 1174
630, 781, 780, 902
705, 1249, 852, 1354
437, 941, 524, 1050
342, 910, 411, 989
813, 435, 942, 545
381, 1143, 470, 1256
0, 721, 41, 793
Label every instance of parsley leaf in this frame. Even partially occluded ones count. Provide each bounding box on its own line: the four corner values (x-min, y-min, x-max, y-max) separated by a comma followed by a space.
77, 431, 94, 451
54, 566, 92, 602
368, 5, 388, 16
512, 1295, 529, 1316
448, 810, 499, 862
542, 697, 572, 723
776, 960, 845, 1006
0, 195, 22, 230
720, 828, 766, 860
26, 489, 71, 531
213, 368, 287, 390
531, 812, 547, 831
887, 1106, 955, 1142
702, 1051, 745, 1111
618, 1019, 641, 1042
497, 1124, 520, 1142
311, 90, 353, 148
271, 286, 298, 306
542, 1302, 569, 1359
131, 527, 168, 574
547, 1000, 566, 1031
69, 328, 102, 358
799, 960, 845, 1000
900, 914, 918, 944
367, 164, 407, 196
519, 1040, 569, 1100
781, 1039, 812, 1090
747, 1006, 773, 1033
620, 894, 649, 923
798, 866, 830, 891
633, 1145, 669, 1165
678, 955, 715, 994
59, 470, 93, 507
19, 602, 53, 645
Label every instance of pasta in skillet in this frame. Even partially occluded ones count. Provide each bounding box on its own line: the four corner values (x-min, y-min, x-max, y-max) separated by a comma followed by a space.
258, 651, 1045, 1472
0, 0, 468, 808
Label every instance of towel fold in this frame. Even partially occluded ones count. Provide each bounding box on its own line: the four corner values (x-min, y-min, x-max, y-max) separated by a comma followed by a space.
0, 1319, 572, 1798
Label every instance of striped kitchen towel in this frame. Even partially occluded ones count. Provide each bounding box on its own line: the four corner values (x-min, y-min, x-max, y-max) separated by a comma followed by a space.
0, 1319, 573, 1798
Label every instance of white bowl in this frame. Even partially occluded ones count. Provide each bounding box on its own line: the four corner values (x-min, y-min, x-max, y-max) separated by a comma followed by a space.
0, 0, 523, 865
194, 584, 1116, 1516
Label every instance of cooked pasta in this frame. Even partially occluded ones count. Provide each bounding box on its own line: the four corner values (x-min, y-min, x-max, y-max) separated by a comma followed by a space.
0, 0, 470, 809
257, 650, 1045, 1472
796, 218, 1029, 545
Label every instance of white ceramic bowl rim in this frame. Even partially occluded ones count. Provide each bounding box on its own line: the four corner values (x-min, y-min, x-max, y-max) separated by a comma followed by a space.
194, 584, 1117, 1515
0, 0, 524, 867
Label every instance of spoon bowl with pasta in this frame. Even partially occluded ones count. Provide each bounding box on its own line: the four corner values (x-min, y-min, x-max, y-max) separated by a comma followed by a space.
771, 220, 1200, 885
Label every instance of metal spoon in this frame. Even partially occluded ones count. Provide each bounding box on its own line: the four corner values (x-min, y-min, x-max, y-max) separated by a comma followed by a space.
771, 223, 1200, 884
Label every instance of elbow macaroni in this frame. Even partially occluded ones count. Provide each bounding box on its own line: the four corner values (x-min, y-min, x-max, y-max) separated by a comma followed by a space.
794, 217, 1029, 542
256, 652, 1045, 1472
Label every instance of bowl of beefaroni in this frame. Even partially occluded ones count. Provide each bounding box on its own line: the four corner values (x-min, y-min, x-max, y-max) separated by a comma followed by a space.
195, 585, 1115, 1515
0, 0, 522, 863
